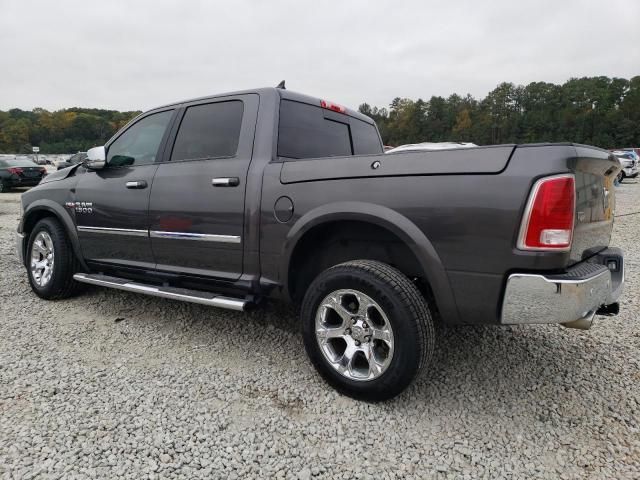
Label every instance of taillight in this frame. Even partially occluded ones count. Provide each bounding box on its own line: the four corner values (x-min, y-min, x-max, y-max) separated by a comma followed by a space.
517, 174, 575, 251
320, 99, 346, 114
8, 167, 23, 175
39, 168, 47, 175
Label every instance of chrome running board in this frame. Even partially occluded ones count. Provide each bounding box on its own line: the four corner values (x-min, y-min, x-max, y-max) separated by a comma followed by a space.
73, 273, 249, 311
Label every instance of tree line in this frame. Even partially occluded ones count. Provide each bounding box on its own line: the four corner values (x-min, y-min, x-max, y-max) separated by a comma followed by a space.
0, 76, 638, 154
360, 76, 640, 149
0, 108, 141, 154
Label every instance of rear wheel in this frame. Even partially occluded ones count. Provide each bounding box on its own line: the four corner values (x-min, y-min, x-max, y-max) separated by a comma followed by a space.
301, 260, 435, 401
617, 171, 625, 183
27, 218, 82, 299
0, 181, 9, 193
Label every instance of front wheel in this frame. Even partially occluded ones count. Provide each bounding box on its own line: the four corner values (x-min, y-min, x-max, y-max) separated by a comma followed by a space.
27, 218, 82, 299
301, 260, 435, 401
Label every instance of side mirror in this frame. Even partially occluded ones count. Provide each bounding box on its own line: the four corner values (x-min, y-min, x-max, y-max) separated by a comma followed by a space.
85, 146, 106, 170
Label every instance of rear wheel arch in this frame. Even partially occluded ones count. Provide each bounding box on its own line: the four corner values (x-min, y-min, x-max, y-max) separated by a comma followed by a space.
283, 206, 459, 323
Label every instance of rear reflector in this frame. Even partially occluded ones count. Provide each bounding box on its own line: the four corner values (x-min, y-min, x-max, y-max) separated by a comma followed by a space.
518, 174, 575, 251
320, 99, 346, 114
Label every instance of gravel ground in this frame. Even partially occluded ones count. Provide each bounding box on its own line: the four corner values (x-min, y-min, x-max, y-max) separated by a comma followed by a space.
1, 183, 639, 480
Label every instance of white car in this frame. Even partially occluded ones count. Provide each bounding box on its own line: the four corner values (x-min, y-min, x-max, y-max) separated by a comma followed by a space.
612, 150, 639, 183
385, 142, 477, 153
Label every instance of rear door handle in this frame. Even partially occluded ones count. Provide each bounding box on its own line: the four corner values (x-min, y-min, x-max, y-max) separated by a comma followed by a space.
125, 180, 147, 189
212, 177, 239, 187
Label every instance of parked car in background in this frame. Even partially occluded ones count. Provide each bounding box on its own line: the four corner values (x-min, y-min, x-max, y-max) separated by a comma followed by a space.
613, 150, 639, 183
621, 147, 640, 158
0, 158, 47, 192
385, 142, 477, 153
51, 156, 73, 169
56, 152, 87, 170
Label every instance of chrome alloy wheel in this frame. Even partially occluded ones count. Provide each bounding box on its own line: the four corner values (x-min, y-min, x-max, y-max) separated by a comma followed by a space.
30, 231, 55, 287
315, 289, 394, 381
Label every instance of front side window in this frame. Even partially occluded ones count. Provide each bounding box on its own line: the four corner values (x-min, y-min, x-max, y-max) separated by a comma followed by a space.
171, 101, 243, 161
107, 110, 173, 167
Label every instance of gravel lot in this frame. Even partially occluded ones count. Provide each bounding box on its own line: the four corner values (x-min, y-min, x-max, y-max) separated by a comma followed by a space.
1, 183, 639, 480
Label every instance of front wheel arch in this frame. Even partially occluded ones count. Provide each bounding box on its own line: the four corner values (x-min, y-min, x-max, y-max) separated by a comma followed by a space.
21, 205, 87, 271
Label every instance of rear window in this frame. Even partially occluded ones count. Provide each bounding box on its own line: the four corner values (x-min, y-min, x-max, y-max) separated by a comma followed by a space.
278, 100, 381, 159
2, 159, 38, 167
171, 101, 243, 161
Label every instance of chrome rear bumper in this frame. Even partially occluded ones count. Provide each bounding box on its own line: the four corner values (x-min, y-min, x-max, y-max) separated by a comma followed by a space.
501, 248, 624, 328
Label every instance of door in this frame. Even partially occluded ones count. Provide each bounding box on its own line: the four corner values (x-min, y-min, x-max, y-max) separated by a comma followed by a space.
148, 94, 258, 280
75, 109, 175, 268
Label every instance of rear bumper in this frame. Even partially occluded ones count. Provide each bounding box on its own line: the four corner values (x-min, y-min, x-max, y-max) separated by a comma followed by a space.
501, 248, 624, 327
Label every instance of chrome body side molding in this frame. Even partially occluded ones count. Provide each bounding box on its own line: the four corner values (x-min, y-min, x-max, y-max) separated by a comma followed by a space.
76, 226, 241, 243
149, 230, 241, 244
77, 226, 148, 237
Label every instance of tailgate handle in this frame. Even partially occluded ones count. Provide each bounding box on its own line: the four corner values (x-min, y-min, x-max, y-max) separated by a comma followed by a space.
125, 180, 147, 189
212, 177, 239, 187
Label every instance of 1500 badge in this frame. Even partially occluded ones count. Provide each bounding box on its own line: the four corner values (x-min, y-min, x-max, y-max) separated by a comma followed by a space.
65, 201, 93, 214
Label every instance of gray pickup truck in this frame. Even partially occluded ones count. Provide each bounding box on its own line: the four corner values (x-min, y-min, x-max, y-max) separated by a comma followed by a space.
16, 86, 625, 400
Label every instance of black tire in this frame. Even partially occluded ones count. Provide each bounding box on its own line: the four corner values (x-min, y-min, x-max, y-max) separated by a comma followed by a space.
26, 218, 82, 300
301, 259, 435, 401
617, 172, 625, 184
0, 181, 9, 193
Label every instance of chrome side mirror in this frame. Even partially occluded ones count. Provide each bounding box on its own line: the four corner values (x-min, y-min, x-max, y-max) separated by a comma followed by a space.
85, 146, 106, 170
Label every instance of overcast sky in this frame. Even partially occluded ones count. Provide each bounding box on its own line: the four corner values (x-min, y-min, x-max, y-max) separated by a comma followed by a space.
1, 0, 638, 112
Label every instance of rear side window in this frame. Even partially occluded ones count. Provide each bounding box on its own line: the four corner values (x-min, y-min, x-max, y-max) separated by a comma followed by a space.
351, 118, 383, 155
171, 101, 243, 161
278, 100, 352, 159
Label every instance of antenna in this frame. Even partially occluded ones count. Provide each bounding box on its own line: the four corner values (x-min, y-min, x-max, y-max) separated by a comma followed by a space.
276, 80, 286, 89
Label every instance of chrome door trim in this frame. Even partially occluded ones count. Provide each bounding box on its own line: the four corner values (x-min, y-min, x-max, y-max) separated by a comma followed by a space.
149, 230, 241, 244
77, 226, 149, 237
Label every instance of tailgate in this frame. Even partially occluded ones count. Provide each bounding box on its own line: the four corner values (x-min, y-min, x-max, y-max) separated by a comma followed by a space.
570, 145, 620, 264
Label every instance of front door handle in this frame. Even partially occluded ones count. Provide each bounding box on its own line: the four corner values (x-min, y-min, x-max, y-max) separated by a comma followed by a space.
125, 180, 147, 189
212, 177, 240, 187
